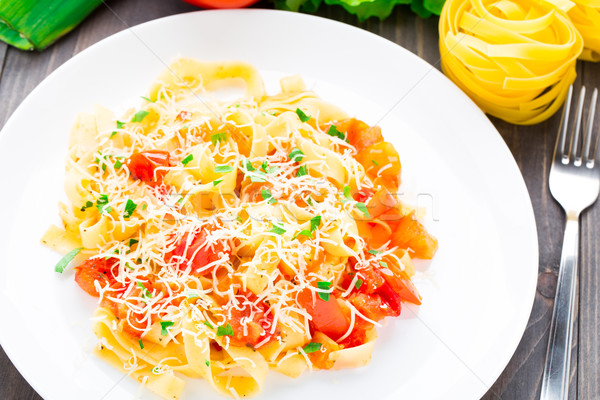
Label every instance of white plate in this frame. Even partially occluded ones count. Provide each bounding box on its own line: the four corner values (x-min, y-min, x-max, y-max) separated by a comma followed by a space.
0, 10, 538, 400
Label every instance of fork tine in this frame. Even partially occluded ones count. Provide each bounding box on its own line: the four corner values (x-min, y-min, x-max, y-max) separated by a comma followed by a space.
556, 85, 573, 163
570, 86, 586, 165
583, 88, 598, 167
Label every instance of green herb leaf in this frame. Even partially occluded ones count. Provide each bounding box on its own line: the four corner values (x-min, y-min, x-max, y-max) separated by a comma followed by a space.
296, 165, 308, 177
310, 215, 321, 232
317, 281, 332, 301
131, 110, 149, 123
181, 154, 194, 166
203, 321, 214, 329
368, 249, 381, 255
111, 120, 125, 138
269, 223, 286, 235
303, 342, 322, 354
306, 196, 314, 207
205, 360, 210, 367
355, 202, 370, 217
288, 147, 305, 162
211, 132, 227, 146
293, 229, 312, 240
96, 194, 111, 215
355, 279, 363, 290
261, 160, 269, 172
244, 159, 256, 172
160, 321, 174, 336
343, 185, 352, 200
114, 159, 123, 169
250, 171, 266, 182
372, 159, 379, 166
216, 323, 234, 337
215, 165, 233, 173
213, 179, 223, 186
140, 96, 154, 103
123, 199, 137, 218
327, 125, 347, 141
261, 189, 277, 204
137, 282, 152, 299
295, 108, 311, 122
138, 339, 144, 350
54, 247, 82, 273
187, 292, 199, 299
129, 238, 139, 247
379, 261, 389, 268
80, 200, 94, 211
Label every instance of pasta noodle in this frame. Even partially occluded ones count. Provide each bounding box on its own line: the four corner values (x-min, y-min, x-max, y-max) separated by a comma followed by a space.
43, 59, 438, 399
439, 0, 584, 125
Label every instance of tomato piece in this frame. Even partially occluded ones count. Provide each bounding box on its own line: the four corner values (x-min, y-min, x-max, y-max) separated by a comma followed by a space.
170, 230, 228, 276
182, 0, 259, 8
127, 150, 171, 185
383, 271, 422, 305
297, 289, 350, 340
74, 258, 116, 297
349, 292, 395, 321
355, 142, 401, 184
228, 293, 274, 347
390, 214, 438, 259
326, 119, 383, 152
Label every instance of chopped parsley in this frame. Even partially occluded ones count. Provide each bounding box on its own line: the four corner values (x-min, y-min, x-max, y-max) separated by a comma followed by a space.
306, 196, 314, 207
355, 279, 364, 290
261, 189, 277, 204
269, 223, 286, 235
244, 159, 256, 171
136, 282, 152, 299
379, 261, 389, 268
327, 125, 347, 141
356, 202, 370, 218
211, 132, 227, 146
80, 200, 93, 211
205, 360, 210, 367
110, 121, 125, 138
372, 159, 379, 166
368, 249, 381, 255
292, 229, 312, 240
310, 215, 321, 232
295, 108, 311, 122
296, 165, 308, 177
203, 321, 214, 329
181, 154, 194, 166
114, 159, 123, 169
54, 247, 82, 273
138, 339, 144, 350
288, 147, 304, 162
128, 238, 139, 247
216, 323, 234, 337
96, 194, 111, 215
140, 96, 154, 103
303, 342, 322, 354
187, 292, 199, 299
213, 179, 223, 186
160, 321, 174, 336
250, 171, 266, 182
214, 165, 233, 173
343, 185, 352, 200
317, 281, 332, 301
261, 161, 268, 172
123, 199, 137, 218
131, 110, 149, 123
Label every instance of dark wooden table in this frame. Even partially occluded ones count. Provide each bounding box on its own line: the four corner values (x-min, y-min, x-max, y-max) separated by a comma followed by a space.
1, 1, 598, 399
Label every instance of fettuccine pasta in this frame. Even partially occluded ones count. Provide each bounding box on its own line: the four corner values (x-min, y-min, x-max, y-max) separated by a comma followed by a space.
439, 0, 584, 125
43, 59, 438, 399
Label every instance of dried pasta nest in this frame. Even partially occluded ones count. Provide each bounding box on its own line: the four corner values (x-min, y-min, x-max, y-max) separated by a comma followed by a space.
439, 0, 584, 125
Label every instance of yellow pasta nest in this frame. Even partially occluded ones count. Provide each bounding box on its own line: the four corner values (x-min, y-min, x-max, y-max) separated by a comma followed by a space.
569, 0, 600, 61
439, 0, 584, 125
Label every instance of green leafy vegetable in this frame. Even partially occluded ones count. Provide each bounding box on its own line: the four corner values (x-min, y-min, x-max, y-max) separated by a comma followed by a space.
327, 125, 347, 141
213, 179, 223, 186
288, 147, 305, 162
261, 189, 277, 204
211, 132, 227, 145
296, 165, 308, 177
216, 323, 234, 337
293, 229, 312, 240
215, 165, 233, 173
203, 321, 214, 329
140, 96, 154, 103
138, 339, 144, 350
372, 159, 380, 166
205, 360, 210, 367
295, 108, 311, 122
317, 281, 332, 301
355, 202, 370, 217
380, 261, 389, 268
343, 185, 352, 200
182, 154, 194, 166
96, 194, 111, 215
310, 215, 321, 232
111, 120, 125, 138
187, 292, 199, 299
114, 159, 123, 169
303, 342, 322, 354
54, 247, 82, 273
355, 279, 364, 290
123, 199, 137, 218
368, 249, 381, 255
160, 321, 174, 336
269, 223, 286, 235
80, 200, 93, 211
129, 238, 139, 247
131, 110, 149, 123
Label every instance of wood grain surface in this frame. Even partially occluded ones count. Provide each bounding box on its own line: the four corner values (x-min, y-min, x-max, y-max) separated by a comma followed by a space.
0, 1, 598, 399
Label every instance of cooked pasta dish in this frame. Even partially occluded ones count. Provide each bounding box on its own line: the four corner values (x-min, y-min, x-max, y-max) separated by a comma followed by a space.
42, 59, 438, 399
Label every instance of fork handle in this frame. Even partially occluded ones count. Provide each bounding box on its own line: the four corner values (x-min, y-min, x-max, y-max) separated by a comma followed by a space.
540, 214, 579, 400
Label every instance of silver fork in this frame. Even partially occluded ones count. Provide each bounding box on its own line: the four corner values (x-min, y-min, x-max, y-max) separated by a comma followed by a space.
541, 85, 599, 400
